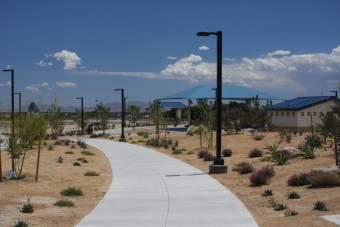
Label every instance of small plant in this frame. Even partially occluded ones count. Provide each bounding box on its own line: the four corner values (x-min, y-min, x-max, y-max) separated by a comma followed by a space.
203, 152, 214, 161
274, 203, 288, 211
171, 150, 183, 155
81, 150, 94, 156
262, 189, 273, 196
252, 133, 265, 141
63, 139, 71, 146
249, 166, 276, 186
248, 148, 263, 158
77, 157, 88, 163
197, 150, 209, 159
287, 173, 310, 186
71, 143, 76, 149
47, 144, 54, 151
20, 197, 33, 213
84, 171, 100, 176
264, 143, 279, 157
287, 191, 301, 199
60, 187, 83, 196
222, 148, 232, 157
314, 201, 328, 211
77, 141, 87, 149
57, 157, 64, 163
65, 151, 74, 154
300, 145, 316, 159
272, 149, 291, 165
285, 209, 298, 217
304, 134, 322, 149
267, 198, 277, 207
233, 162, 254, 175
73, 161, 81, 166
13, 220, 29, 227
54, 199, 74, 207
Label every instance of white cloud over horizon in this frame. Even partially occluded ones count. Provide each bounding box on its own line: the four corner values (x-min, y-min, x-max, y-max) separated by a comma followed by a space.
56, 82, 77, 88
53, 50, 81, 70
75, 46, 340, 98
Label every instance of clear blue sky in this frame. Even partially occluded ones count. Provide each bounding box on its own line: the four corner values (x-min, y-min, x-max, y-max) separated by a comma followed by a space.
1, 0, 339, 108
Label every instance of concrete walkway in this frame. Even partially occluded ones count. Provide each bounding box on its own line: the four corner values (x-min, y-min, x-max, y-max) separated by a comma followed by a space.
75, 139, 258, 227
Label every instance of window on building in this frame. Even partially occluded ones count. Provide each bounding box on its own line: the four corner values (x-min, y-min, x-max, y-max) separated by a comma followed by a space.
292, 112, 295, 117
286, 112, 290, 116
307, 112, 311, 116
301, 112, 304, 116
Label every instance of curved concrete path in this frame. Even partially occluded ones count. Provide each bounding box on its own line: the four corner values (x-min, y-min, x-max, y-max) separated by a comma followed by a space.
75, 139, 258, 227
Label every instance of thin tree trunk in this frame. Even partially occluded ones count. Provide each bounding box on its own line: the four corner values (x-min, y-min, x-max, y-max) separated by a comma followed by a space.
35, 140, 41, 181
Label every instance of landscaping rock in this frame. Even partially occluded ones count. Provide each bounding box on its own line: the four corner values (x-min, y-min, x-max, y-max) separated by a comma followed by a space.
308, 165, 340, 187
280, 147, 300, 156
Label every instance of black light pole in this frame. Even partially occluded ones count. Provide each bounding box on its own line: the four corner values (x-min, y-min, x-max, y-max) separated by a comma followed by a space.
197, 31, 227, 173
76, 97, 84, 134
15, 92, 21, 114
3, 69, 15, 171
114, 89, 126, 142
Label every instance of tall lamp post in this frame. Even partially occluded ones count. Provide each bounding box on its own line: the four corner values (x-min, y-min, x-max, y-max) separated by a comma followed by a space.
2, 69, 15, 171
114, 89, 126, 142
197, 31, 227, 173
15, 92, 21, 114
76, 97, 84, 134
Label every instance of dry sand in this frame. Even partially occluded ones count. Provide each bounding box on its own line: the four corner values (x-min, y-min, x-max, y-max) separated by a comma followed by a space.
0, 131, 339, 227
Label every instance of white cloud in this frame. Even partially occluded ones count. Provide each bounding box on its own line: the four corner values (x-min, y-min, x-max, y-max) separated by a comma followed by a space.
199, 46, 210, 51
32, 82, 49, 87
167, 56, 177, 60
56, 82, 77, 88
26, 86, 39, 92
0, 81, 11, 87
267, 50, 291, 57
53, 50, 81, 70
224, 57, 236, 62
37, 61, 53, 67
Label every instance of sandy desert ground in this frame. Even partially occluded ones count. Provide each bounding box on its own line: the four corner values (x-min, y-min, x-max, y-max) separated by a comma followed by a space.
0, 129, 339, 227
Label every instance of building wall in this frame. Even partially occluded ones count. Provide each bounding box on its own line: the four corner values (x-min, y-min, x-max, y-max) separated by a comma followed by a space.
269, 100, 337, 130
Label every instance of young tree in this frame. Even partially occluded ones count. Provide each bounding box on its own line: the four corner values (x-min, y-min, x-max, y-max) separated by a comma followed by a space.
150, 102, 164, 140
126, 105, 140, 130
95, 104, 110, 135
48, 98, 64, 139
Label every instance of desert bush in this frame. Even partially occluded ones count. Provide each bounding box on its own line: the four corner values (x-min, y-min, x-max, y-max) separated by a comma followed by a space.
222, 148, 233, 157
60, 187, 83, 196
313, 201, 328, 211
304, 134, 322, 149
299, 145, 316, 159
249, 148, 263, 158
197, 150, 209, 159
73, 161, 81, 166
279, 130, 293, 143
171, 150, 183, 155
57, 157, 63, 163
65, 151, 74, 154
81, 150, 94, 156
77, 157, 88, 163
285, 209, 298, 217
77, 141, 87, 149
20, 197, 33, 213
264, 143, 279, 157
252, 133, 265, 141
47, 144, 54, 151
287, 173, 310, 186
262, 189, 273, 196
203, 152, 214, 161
274, 203, 288, 211
54, 199, 74, 207
84, 171, 99, 176
249, 166, 275, 186
272, 149, 291, 165
13, 220, 29, 227
287, 191, 301, 199
233, 162, 254, 175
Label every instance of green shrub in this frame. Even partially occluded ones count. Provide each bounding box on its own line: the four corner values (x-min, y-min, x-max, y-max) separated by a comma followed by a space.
287, 173, 310, 186
287, 191, 301, 199
274, 203, 288, 211
252, 133, 265, 141
81, 150, 94, 156
304, 134, 322, 149
84, 171, 99, 176
77, 141, 87, 149
65, 151, 74, 154
77, 157, 88, 163
285, 209, 298, 217
171, 150, 183, 155
248, 148, 263, 158
232, 162, 254, 175
60, 187, 83, 196
272, 149, 291, 165
13, 220, 29, 227
20, 197, 33, 213
54, 199, 74, 207
314, 201, 328, 211
300, 145, 316, 159
262, 189, 273, 196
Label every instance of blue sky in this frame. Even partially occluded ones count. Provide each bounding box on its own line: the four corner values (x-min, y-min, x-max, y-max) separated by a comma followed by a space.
1, 0, 340, 108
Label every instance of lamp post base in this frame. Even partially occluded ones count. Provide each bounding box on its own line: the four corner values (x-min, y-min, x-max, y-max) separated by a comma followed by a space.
119, 137, 126, 142
209, 164, 227, 174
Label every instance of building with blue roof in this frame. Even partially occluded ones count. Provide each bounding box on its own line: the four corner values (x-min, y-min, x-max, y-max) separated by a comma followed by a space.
266, 96, 339, 131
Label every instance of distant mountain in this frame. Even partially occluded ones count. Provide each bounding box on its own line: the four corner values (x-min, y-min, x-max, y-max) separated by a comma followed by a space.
12, 101, 150, 113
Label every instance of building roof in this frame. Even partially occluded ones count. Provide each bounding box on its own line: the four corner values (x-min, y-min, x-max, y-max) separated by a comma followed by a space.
266, 96, 337, 111
159, 101, 186, 109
